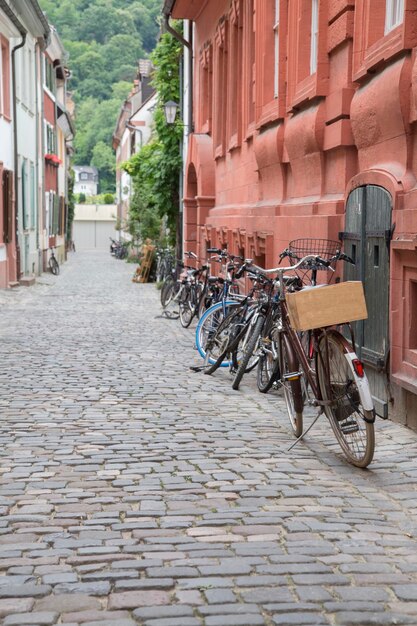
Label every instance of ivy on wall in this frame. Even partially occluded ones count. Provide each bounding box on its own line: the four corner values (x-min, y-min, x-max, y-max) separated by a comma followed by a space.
121, 23, 183, 246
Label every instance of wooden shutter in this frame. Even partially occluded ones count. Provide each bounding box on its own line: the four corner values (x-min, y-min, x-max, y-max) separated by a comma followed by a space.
2, 169, 13, 243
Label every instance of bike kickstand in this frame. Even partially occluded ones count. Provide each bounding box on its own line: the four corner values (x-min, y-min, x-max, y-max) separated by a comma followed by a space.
287, 410, 322, 451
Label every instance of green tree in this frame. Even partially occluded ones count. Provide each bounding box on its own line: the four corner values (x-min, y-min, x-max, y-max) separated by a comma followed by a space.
39, 0, 164, 193
121, 25, 182, 245
91, 141, 116, 193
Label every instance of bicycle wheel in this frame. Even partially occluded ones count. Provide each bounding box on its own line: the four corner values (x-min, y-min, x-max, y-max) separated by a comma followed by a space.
179, 285, 194, 328
195, 301, 240, 365
316, 331, 375, 468
160, 277, 174, 307
257, 334, 280, 393
163, 281, 181, 319
278, 333, 304, 437
49, 256, 60, 275
204, 306, 248, 375
232, 314, 264, 390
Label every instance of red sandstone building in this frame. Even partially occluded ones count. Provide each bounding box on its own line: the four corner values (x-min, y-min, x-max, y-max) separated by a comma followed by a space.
164, 0, 417, 425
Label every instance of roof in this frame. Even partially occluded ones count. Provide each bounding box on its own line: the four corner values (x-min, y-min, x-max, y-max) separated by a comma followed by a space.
73, 165, 98, 174
163, 0, 201, 20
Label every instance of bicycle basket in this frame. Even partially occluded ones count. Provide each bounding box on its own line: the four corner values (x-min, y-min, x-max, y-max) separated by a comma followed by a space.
288, 238, 342, 285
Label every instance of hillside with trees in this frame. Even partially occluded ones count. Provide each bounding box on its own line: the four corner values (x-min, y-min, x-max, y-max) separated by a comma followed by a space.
39, 0, 163, 192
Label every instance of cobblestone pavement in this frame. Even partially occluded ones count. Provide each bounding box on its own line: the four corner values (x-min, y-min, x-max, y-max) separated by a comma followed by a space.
0, 250, 417, 626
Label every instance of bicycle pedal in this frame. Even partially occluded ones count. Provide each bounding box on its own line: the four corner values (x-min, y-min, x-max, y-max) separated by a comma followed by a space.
340, 420, 359, 434
282, 372, 302, 382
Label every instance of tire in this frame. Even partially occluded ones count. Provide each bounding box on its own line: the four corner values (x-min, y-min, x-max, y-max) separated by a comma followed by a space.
160, 277, 174, 307
195, 301, 240, 366
204, 306, 248, 375
49, 256, 59, 275
257, 337, 280, 393
162, 281, 181, 319
179, 285, 194, 328
278, 333, 304, 437
232, 314, 264, 390
316, 331, 375, 468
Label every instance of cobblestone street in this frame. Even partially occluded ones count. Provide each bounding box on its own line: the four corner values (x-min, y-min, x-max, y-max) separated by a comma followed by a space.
0, 250, 417, 625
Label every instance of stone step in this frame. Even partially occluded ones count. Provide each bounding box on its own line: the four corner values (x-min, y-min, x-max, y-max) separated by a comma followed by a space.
19, 275, 36, 287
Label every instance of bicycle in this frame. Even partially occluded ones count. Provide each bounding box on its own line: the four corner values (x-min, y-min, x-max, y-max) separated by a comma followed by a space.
155, 248, 174, 283
48, 248, 59, 276
162, 252, 206, 323
201, 269, 270, 376
194, 250, 244, 366
256, 239, 339, 395
246, 249, 375, 468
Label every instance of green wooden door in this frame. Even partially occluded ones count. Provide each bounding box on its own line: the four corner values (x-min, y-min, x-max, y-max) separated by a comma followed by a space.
342, 186, 392, 418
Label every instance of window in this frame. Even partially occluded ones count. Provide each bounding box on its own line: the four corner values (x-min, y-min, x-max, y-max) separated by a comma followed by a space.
353, 0, 415, 80
228, 0, 243, 145
255, 0, 287, 126
246, 0, 256, 126
287, 0, 328, 109
21, 159, 29, 230
21, 46, 27, 105
30, 162, 36, 229
0, 36, 10, 118
214, 17, 228, 156
385, 0, 404, 33
80, 172, 88, 180
44, 57, 55, 94
2, 169, 13, 243
28, 48, 34, 111
199, 43, 213, 134
310, 0, 319, 75
45, 122, 56, 154
274, 0, 280, 97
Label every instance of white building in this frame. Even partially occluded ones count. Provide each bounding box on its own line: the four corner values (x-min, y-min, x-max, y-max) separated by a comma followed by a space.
73, 165, 99, 197
113, 60, 156, 237
0, 0, 21, 287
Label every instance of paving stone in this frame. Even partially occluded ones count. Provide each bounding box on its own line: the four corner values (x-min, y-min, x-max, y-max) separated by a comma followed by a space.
0, 584, 51, 597
35, 593, 101, 613
3, 612, 58, 625
0, 598, 35, 618
133, 605, 194, 619
108, 590, 171, 609
204, 616, 265, 626
272, 614, 329, 625
141, 617, 202, 626
61, 610, 131, 623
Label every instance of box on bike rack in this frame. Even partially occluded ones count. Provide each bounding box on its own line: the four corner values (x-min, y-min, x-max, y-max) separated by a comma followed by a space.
286, 281, 368, 331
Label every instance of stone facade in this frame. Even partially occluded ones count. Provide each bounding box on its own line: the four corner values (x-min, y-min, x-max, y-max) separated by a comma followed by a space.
168, 0, 417, 426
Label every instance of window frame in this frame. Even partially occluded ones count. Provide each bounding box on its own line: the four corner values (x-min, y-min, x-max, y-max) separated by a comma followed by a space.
353, 0, 415, 81
0, 36, 11, 119
385, 0, 404, 34
227, 0, 243, 150
286, 0, 328, 111
310, 0, 319, 75
213, 16, 228, 158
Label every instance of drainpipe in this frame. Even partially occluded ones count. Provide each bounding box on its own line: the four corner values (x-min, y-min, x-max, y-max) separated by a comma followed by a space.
162, 8, 193, 134
0, 0, 27, 280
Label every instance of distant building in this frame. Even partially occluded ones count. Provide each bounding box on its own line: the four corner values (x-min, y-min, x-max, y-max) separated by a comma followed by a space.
113, 60, 156, 235
73, 165, 99, 197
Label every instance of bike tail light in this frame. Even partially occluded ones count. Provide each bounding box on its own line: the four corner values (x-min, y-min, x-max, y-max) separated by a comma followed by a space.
352, 358, 365, 378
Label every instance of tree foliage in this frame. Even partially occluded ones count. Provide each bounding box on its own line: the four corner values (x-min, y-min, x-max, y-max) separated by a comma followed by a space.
39, 0, 163, 192
121, 26, 183, 245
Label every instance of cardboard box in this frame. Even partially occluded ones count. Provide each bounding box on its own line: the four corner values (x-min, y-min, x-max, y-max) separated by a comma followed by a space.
286, 281, 368, 331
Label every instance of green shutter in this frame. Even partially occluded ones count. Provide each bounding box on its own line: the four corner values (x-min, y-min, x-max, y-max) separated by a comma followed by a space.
30, 162, 36, 229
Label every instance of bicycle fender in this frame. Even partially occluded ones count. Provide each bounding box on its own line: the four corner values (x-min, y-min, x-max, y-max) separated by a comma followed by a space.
344, 353, 374, 412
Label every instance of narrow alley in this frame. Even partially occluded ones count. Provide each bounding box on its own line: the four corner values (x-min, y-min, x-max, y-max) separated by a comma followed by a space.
0, 251, 417, 626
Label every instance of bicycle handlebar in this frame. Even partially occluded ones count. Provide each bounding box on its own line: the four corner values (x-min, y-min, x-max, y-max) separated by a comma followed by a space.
247, 254, 334, 275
